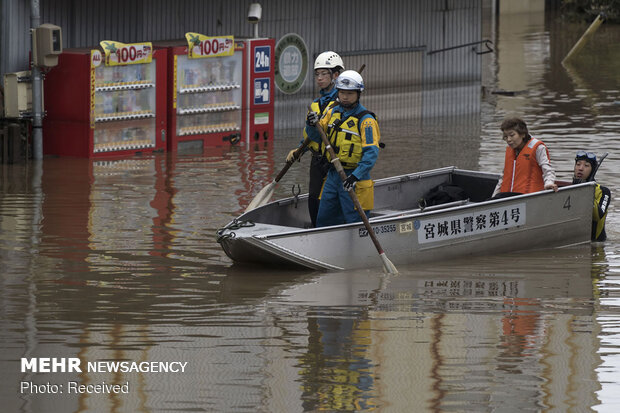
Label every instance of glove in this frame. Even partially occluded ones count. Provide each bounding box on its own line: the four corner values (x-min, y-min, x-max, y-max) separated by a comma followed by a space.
306, 111, 319, 126
343, 174, 358, 191
286, 148, 300, 163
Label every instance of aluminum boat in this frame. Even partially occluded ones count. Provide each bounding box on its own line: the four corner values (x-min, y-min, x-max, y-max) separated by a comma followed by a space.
217, 167, 594, 271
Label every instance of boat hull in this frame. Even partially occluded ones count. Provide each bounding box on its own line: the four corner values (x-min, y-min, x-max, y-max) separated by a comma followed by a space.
218, 168, 594, 271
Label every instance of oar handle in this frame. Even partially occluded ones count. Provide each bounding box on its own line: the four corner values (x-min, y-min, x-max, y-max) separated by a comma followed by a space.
274, 138, 311, 183
314, 124, 386, 255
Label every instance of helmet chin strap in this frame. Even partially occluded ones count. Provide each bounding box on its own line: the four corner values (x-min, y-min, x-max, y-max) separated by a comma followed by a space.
336, 92, 360, 110
339, 100, 358, 110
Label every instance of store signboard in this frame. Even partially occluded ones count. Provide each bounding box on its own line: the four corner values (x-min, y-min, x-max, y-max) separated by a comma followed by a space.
254, 46, 271, 73
274, 33, 308, 94
254, 78, 270, 104
185, 33, 234, 59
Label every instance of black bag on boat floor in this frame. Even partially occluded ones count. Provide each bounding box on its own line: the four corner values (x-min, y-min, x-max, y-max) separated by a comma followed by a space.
419, 183, 467, 208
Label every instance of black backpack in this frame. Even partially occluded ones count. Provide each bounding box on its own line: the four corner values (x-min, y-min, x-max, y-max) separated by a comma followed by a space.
419, 183, 467, 209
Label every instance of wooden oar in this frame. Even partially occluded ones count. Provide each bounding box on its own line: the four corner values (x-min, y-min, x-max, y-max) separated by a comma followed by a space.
314, 124, 398, 274
245, 139, 310, 212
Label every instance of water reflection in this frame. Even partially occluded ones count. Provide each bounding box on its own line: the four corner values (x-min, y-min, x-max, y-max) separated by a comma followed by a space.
30, 144, 280, 276
267, 249, 598, 412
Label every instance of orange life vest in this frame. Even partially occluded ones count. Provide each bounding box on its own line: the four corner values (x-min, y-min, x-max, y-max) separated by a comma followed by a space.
499, 138, 548, 194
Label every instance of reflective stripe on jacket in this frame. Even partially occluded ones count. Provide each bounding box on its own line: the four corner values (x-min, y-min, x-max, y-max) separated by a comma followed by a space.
499, 138, 548, 194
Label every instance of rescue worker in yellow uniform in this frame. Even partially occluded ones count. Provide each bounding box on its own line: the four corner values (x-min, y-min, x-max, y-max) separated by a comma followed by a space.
492, 117, 558, 198
286, 51, 344, 227
572, 150, 611, 241
305, 70, 380, 227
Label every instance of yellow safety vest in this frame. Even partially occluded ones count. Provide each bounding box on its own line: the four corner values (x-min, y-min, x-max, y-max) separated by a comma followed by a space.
306, 99, 337, 153
325, 110, 375, 169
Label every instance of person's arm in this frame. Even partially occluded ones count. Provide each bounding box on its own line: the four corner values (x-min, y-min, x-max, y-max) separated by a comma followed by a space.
492, 149, 507, 197
595, 185, 611, 220
304, 107, 331, 145
593, 185, 611, 241
492, 176, 503, 197
536, 145, 558, 191
288, 102, 321, 161
302, 98, 325, 146
351, 116, 380, 180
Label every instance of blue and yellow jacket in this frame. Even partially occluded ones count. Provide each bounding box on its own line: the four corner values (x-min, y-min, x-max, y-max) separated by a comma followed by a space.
305, 102, 380, 181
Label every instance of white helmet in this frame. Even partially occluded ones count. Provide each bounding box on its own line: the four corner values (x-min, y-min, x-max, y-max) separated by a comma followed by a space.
335, 70, 364, 92
314, 51, 344, 71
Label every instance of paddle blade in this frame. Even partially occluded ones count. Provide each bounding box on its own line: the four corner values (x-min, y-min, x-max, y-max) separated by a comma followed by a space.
245, 181, 276, 212
380, 253, 399, 274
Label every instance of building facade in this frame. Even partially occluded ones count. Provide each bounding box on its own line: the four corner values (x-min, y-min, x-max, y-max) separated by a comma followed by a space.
1, 0, 487, 130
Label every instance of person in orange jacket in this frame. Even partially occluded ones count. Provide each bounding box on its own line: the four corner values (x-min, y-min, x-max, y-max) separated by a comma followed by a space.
492, 117, 558, 198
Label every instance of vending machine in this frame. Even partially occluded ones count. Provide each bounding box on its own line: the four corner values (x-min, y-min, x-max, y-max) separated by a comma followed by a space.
43, 42, 167, 158
166, 34, 243, 151
166, 35, 274, 152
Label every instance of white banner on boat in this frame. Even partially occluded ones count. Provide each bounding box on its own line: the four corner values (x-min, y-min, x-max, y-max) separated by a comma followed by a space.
415, 202, 526, 244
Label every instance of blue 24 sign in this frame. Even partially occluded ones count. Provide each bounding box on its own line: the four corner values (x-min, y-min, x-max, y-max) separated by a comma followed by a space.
254, 46, 270, 73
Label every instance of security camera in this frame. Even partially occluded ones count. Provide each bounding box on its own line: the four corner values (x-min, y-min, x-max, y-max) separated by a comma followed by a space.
248, 3, 262, 23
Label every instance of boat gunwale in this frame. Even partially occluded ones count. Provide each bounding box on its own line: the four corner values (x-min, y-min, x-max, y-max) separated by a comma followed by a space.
237, 179, 596, 240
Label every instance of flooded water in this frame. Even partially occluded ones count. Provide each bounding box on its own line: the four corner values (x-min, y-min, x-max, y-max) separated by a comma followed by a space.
2, 11, 620, 413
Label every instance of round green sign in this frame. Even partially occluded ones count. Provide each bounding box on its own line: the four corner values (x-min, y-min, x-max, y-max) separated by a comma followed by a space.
274, 33, 308, 94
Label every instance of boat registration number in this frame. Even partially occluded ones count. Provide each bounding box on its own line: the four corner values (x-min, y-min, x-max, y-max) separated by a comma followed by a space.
358, 223, 397, 237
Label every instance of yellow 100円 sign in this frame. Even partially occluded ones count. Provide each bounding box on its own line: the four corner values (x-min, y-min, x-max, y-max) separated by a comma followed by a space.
100, 41, 153, 66
185, 33, 234, 58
